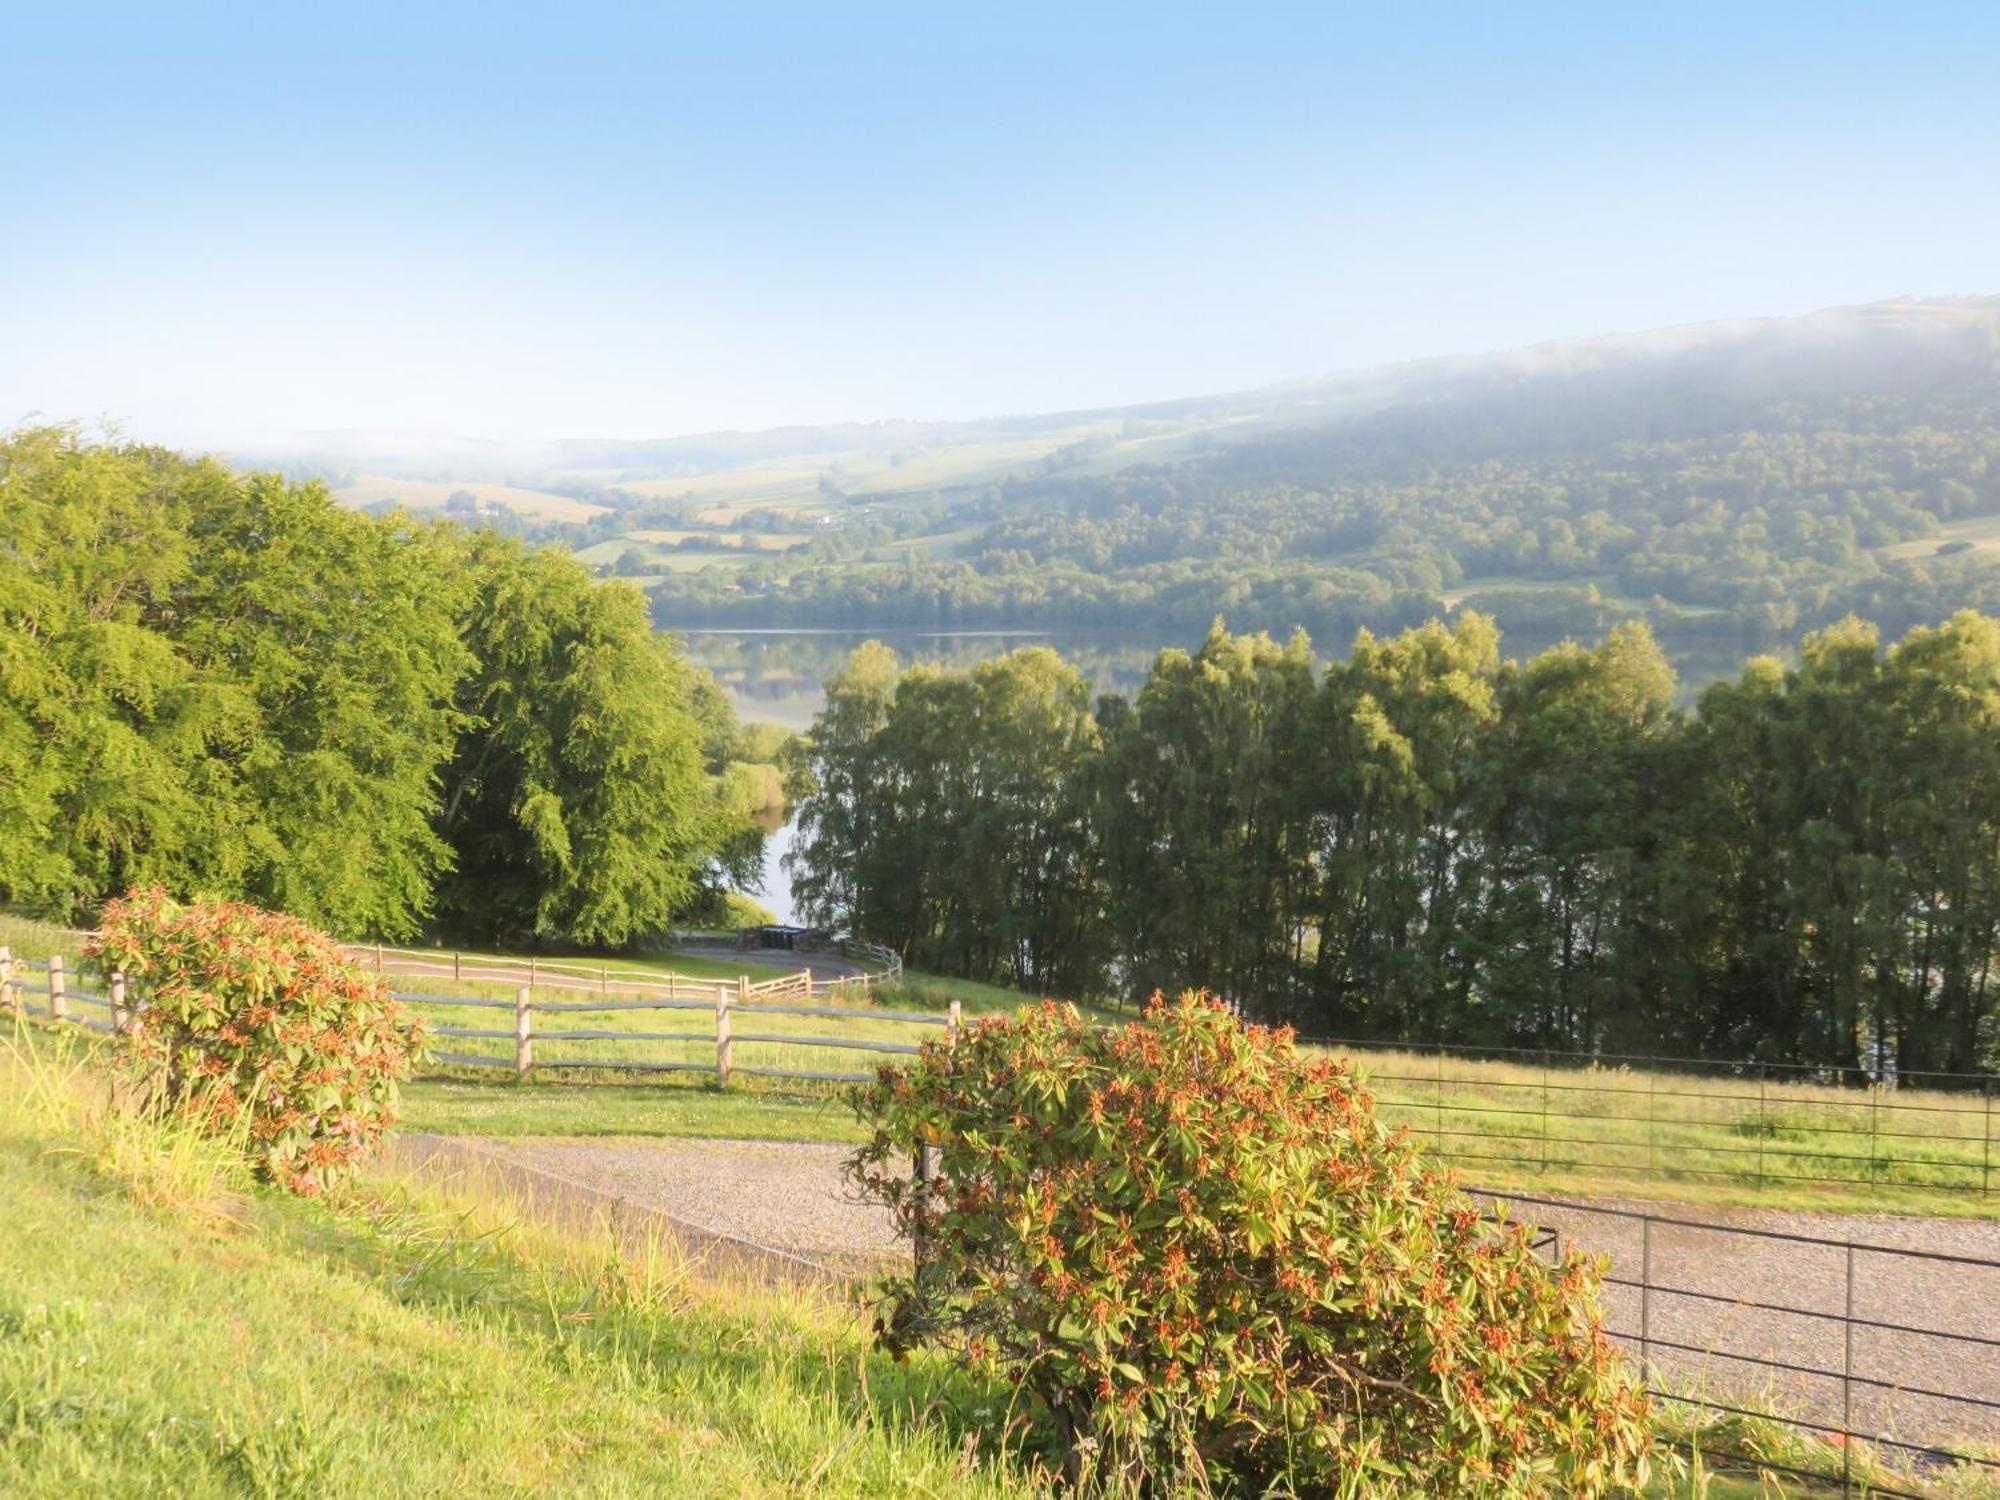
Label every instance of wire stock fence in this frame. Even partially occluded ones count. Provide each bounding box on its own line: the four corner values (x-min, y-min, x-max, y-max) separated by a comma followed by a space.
1488, 1188, 2000, 1498
1306, 1036, 2000, 1200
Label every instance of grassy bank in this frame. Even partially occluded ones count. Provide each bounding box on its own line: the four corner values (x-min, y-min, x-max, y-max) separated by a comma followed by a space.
0, 1032, 1026, 1498
13, 1026, 1996, 1495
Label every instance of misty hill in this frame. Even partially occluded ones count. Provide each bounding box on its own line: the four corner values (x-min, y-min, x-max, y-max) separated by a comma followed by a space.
266, 296, 2000, 647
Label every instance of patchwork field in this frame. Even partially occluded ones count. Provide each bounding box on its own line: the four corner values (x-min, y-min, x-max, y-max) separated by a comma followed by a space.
1879, 513, 2000, 561
331, 475, 610, 523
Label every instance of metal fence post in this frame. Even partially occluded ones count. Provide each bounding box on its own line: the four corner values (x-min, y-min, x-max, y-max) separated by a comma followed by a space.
714, 983, 733, 1088
47, 954, 66, 1024
1434, 1046, 1444, 1154
1842, 1242, 1855, 1495
1540, 1050, 1551, 1170
1646, 1069, 1658, 1175
1870, 1086, 1881, 1183
514, 985, 533, 1079
1984, 1080, 1993, 1196
1757, 1066, 1768, 1190
1637, 1216, 1655, 1393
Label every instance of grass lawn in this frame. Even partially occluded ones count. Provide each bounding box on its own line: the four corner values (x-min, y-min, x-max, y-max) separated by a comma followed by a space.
1336, 1043, 2000, 1219
0, 1033, 1027, 1499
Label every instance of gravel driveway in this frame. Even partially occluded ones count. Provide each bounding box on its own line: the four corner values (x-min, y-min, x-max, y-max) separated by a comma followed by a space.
443, 1135, 2000, 1458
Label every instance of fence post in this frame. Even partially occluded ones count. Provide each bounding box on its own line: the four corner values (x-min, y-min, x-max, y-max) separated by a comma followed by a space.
110, 972, 127, 1034
48, 954, 66, 1024
1757, 1067, 1768, 1190
1869, 1086, 1880, 1183
601, 965, 608, 995
1646, 1069, 1658, 1175
453, 951, 461, 982
1434, 1046, 1444, 1154
1540, 1051, 1551, 1171
714, 984, 733, 1088
947, 999, 962, 1046
1976, 1088, 1992, 1208
799, 967, 811, 1001
1842, 1242, 1856, 1495
0, 946, 13, 1020
1638, 1216, 1653, 1387
514, 985, 533, 1080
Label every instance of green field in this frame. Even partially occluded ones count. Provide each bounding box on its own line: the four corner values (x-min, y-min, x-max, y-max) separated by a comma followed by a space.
1345, 1044, 2000, 1218
1878, 513, 2000, 561
330, 475, 609, 524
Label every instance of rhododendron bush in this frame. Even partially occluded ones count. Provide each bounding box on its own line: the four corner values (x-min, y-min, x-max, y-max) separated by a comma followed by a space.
88, 888, 425, 1195
850, 994, 1651, 1498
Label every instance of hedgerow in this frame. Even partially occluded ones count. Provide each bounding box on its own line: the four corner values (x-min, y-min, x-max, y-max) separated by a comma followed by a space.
88, 888, 425, 1195
850, 993, 1652, 1497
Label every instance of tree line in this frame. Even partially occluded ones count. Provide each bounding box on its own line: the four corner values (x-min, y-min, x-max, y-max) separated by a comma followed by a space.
0, 427, 771, 947
787, 612, 2000, 1077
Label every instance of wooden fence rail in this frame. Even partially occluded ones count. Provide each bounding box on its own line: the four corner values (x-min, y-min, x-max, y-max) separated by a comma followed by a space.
344, 941, 901, 1006
3, 942, 953, 1090
414, 979, 959, 1086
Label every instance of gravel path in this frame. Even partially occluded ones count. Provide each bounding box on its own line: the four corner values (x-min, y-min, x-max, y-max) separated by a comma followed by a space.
461, 1136, 2000, 1456
468, 1135, 897, 1274
675, 944, 866, 982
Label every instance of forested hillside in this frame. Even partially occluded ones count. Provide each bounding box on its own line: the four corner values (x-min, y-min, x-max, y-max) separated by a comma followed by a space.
626, 298, 2000, 645
786, 612, 2000, 1077
0, 427, 772, 945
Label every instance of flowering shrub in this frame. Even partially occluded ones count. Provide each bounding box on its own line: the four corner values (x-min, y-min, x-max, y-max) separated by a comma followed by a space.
850, 994, 1652, 1497
88, 888, 425, 1196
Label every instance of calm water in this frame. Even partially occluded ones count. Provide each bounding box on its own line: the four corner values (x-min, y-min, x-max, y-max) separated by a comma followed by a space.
676, 625, 1771, 734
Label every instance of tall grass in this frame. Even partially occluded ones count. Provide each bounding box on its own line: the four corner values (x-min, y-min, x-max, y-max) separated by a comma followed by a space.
1334, 1045, 2000, 1215
0, 1036, 1039, 1497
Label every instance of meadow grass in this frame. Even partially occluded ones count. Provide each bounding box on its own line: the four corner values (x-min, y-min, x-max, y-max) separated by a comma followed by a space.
0, 1026, 1035, 1499
1331, 1044, 2000, 1218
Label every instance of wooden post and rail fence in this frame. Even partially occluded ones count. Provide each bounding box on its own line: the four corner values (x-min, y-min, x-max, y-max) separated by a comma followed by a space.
1, 939, 950, 1091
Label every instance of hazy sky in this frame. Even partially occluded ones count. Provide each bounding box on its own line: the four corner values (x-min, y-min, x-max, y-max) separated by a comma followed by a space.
5, 2, 1998, 446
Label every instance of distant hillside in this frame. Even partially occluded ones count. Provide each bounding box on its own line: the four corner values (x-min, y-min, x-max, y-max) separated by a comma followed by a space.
229, 297, 2000, 646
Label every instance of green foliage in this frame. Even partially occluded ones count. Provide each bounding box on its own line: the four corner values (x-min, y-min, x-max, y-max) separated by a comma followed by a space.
851, 995, 1653, 1497
0, 426, 758, 947
789, 643, 1103, 993
87, 889, 424, 1195
436, 535, 728, 946
794, 611, 2000, 1075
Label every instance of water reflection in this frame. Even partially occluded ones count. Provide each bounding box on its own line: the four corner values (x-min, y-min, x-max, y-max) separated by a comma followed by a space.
676, 625, 1777, 735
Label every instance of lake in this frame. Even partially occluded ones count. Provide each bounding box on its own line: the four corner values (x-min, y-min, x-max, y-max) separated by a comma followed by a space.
674, 624, 1776, 734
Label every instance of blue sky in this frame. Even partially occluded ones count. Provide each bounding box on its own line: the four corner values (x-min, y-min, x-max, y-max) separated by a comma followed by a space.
4, 2, 1997, 444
